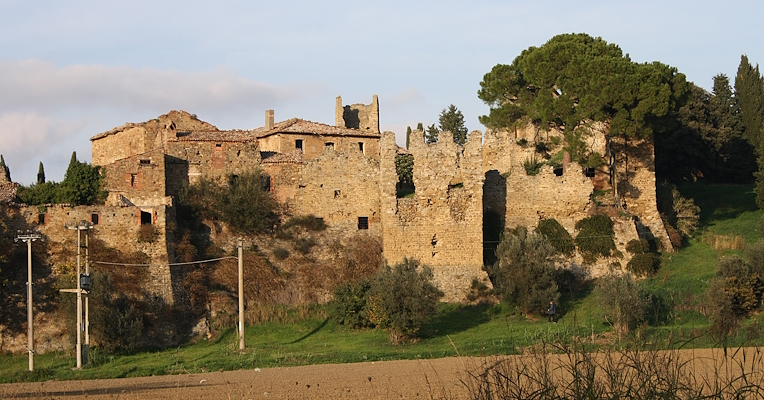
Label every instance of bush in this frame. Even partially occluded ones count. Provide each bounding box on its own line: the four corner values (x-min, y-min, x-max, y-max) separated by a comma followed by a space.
281, 215, 327, 232
595, 272, 647, 339
367, 259, 443, 344
136, 224, 159, 243
488, 227, 560, 315
745, 239, 764, 277
86, 271, 145, 353
293, 236, 316, 255
536, 218, 575, 256
272, 246, 290, 260
656, 181, 700, 244
707, 256, 764, 341
575, 214, 616, 264
329, 278, 373, 328
625, 239, 660, 276
523, 154, 543, 176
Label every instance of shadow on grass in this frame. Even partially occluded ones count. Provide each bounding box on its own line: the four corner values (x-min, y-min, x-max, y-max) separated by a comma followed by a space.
678, 184, 757, 228
420, 303, 499, 338
288, 318, 329, 344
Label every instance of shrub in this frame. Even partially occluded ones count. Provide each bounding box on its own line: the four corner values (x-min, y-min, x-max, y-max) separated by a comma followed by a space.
745, 239, 764, 277
625, 239, 660, 276
656, 181, 700, 243
595, 272, 647, 339
329, 278, 373, 328
575, 214, 616, 264
523, 154, 543, 176
85, 271, 145, 353
272, 246, 290, 260
536, 218, 575, 256
136, 224, 159, 243
395, 153, 413, 184
293, 236, 316, 255
367, 259, 443, 344
281, 215, 327, 232
488, 227, 560, 315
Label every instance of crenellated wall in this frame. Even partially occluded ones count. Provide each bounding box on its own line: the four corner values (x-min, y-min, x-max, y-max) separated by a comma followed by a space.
381, 130, 490, 302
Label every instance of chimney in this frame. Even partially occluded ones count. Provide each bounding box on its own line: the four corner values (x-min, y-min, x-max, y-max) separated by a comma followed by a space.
265, 109, 274, 130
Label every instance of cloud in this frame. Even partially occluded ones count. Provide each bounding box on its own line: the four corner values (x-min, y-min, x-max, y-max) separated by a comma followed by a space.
0, 60, 298, 114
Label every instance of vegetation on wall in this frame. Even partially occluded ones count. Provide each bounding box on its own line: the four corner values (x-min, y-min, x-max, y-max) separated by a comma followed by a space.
575, 214, 617, 264
536, 218, 575, 256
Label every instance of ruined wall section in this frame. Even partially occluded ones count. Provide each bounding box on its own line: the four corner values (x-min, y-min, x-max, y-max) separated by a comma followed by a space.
611, 136, 672, 251
164, 140, 261, 196
92, 126, 151, 166
292, 148, 381, 236
335, 95, 380, 133
10, 204, 174, 302
381, 130, 489, 302
260, 133, 380, 161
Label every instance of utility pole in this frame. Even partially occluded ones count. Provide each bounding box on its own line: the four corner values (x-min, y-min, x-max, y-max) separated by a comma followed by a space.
237, 238, 244, 351
14, 230, 43, 372
84, 231, 90, 347
64, 222, 92, 369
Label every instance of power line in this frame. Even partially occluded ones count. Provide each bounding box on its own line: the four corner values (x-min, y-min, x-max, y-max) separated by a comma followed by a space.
91, 256, 237, 267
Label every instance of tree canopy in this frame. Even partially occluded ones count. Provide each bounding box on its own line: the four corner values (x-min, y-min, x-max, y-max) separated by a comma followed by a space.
478, 33, 688, 162
438, 104, 468, 145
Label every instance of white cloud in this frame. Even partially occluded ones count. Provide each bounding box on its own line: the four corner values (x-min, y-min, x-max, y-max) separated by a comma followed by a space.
0, 60, 298, 114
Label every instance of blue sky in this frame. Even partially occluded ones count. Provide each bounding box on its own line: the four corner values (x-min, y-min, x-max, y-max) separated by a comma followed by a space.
1, 0, 762, 184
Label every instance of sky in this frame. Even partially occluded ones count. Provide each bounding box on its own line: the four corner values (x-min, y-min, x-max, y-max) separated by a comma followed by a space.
0, 0, 762, 185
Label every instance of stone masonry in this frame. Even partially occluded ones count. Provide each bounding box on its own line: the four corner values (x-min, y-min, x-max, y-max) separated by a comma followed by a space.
381, 130, 490, 302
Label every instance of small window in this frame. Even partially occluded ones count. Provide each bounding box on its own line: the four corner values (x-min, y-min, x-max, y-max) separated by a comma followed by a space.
358, 216, 369, 230
140, 210, 152, 225
584, 167, 595, 178
553, 167, 563, 177
295, 139, 304, 151
91, 214, 99, 225
130, 174, 137, 186
38, 214, 46, 225
358, 142, 365, 153
215, 143, 222, 148
139, 159, 151, 166
325, 142, 335, 150
334, 189, 341, 198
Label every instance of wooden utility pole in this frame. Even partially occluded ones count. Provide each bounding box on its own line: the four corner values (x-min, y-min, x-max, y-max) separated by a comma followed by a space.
14, 230, 42, 372
238, 238, 245, 351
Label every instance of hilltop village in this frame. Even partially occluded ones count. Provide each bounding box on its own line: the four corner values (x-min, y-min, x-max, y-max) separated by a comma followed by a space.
0, 95, 670, 352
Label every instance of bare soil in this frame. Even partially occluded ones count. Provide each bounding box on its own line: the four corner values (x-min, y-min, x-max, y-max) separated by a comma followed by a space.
0, 348, 760, 399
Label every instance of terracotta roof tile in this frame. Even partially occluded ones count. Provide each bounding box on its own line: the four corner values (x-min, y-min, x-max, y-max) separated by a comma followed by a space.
255, 118, 381, 138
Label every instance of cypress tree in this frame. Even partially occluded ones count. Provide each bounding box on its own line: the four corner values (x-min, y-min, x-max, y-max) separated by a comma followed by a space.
416, 122, 424, 132
37, 162, 46, 184
735, 55, 764, 206
0, 155, 10, 182
406, 126, 412, 149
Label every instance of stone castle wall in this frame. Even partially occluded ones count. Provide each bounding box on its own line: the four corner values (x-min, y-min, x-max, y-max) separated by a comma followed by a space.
164, 140, 261, 195
258, 133, 380, 161
103, 149, 170, 207
292, 147, 381, 236
381, 130, 490, 302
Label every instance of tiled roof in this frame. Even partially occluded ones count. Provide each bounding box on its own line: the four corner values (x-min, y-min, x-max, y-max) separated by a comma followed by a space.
261, 149, 304, 164
255, 118, 381, 138
0, 182, 19, 204
175, 130, 258, 143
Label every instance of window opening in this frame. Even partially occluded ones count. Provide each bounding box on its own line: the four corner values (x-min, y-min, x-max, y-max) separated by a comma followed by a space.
553, 167, 563, 177
38, 214, 45, 225
140, 210, 152, 225
295, 139, 304, 152
357, 216, 369, 230
334, 189, 341, 198
325, 142, 335, 150
215, 143, 222, 148
358, 142, 365, 153
91, 213, 99, 225
584, 167, 595, 178
139, 159, 151, 166
130, 174, 137, 186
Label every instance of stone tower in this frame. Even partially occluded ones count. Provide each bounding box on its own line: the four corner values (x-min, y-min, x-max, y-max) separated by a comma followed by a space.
380, 130, 490, 301
335, 95, 380, 133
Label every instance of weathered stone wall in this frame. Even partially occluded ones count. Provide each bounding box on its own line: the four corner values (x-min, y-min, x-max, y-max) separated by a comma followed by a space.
261, 162, 302, 207
7, 204, 174, 302
292, 147, 381, 236
381, 130, 489, 302
259, 133, 379, 161
335, 95, 380, 133
164, 140, 261, 194
611, 136, 672, 251
102, 149, 169, 207
92, 126, 151, 166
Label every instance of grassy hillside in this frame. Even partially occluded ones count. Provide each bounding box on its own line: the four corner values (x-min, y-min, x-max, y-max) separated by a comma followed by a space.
2, 183, 763, 383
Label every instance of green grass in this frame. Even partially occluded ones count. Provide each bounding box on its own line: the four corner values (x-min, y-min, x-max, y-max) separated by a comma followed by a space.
2, 183, 764, 383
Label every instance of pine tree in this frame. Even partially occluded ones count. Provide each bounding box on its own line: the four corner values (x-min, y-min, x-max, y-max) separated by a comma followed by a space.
425, 124, 439, 144
438, 104, 468, 145
37, 162, 46, 184
406, 126, 412, 149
